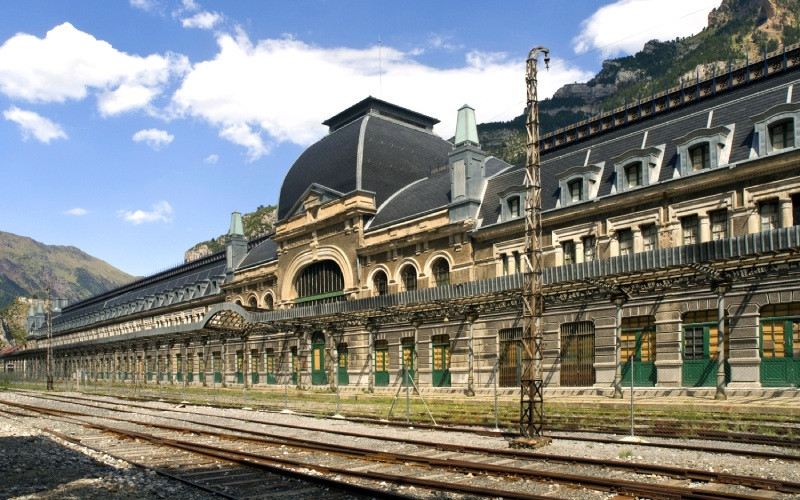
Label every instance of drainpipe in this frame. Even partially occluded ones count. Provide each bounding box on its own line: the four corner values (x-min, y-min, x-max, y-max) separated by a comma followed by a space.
465, 308, 479, 397
714, 281, 731, 400
612, 294, 628, 399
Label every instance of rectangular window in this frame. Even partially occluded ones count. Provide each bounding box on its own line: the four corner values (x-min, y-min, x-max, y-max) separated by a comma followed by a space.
618, 229, 633, 256
568, 179, 583, 202
583, 236, 596, 262
501, 253, 508, 276
793, 194, 800, 227
513, 251, 521, 274
759, 200, 779, 231
689, 143, 710, 171
508, 196, 520, 217
642, 225, 658, 252
710, 209, 727, 241
624, 162, 642, 188
770, 120, 795, 150
682, 215, 699, 245
562, 241, 575, 265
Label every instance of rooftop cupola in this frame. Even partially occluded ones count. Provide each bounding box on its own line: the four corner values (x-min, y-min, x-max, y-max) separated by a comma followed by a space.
448, 104, 486, 222
454, 104, 479, 147
225, 211, 247, 282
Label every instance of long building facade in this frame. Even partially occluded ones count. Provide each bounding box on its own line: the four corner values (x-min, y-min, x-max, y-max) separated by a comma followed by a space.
7, 45, 800, 394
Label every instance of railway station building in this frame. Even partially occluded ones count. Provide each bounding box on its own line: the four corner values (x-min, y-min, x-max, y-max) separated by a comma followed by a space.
7, 44, 800, 394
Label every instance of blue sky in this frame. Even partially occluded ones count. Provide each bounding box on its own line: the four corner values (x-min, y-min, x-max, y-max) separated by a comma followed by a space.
0, 0, 719, 277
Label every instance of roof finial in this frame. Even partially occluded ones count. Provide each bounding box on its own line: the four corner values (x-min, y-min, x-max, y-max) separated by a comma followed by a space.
454, 104, 479, 147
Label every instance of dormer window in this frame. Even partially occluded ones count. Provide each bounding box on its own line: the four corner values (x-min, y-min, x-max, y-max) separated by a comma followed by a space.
751, 103, 799, 156
556, 163, 603, 207
624, 162, 643, 188
611, 146, 664, 192
675, 126, 732, 176
498, 188, 524, 222
770, 120, 794, 151
568, 179, 583, 202
689, 143, 710, 171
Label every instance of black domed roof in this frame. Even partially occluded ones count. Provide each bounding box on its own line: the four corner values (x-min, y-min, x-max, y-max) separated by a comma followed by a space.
277, 98, 453, 221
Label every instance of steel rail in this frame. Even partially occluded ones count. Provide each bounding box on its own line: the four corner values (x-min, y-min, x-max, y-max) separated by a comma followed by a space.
3, 397, 797, 498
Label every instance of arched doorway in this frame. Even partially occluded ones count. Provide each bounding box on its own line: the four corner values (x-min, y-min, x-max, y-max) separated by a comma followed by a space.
311, 332, 327, 385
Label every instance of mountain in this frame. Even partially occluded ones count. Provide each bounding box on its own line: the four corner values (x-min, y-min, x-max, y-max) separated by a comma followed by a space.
478, 0, 800, 165
184, 204, 277, 262
0, 230, 135, 310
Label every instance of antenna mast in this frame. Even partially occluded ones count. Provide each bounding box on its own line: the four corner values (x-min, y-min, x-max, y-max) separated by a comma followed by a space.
520, 46, 549, 440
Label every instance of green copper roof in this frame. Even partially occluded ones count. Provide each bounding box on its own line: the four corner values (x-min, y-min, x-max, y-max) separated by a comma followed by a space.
454, 104, 479, 146
228, 211, 244, 236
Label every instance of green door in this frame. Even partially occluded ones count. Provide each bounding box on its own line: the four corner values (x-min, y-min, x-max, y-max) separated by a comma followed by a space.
187, 355, 194, 383
166, 355, 172, 382
236, 351, 244, 384
620, 317, 656, 386
431, 336, 451, 387
176, 355, 183, 382
213, 353, 222, 383
375, 342, 389, 387
250, 350, 259, 384
402, 339, 415, 385
337, 345, 349, 386
760, 305, 800, 387
146, 357, 152, 381
266, 350, 276, 384
311, 333, 327, 385
682, 318, 729, 387
157, 356, 163, 382
198, 354, 205, 384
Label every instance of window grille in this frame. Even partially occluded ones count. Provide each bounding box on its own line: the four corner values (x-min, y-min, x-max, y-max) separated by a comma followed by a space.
710, 210, 727, 240
373, 270, 388, 295
295, 260, 345, 305
499, 327, 522, 387
769, 120, 794, 150
562, 241, 575, 265
618, 229, 633, 256
624, 162, 642, 188
401, 265, 417, 291
642, 225, 658, 251
583, 236, 596, 262
682, 215, 699, 245
689, 143, 710, 170
431, 258, 450, 286
760, 200, 779, 231
568, 179, 583, 202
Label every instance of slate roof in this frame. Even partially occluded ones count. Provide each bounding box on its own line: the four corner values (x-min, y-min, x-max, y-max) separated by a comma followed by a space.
478, 66, 800, 228
277, 108, 452, 222
52, 253, 227, 327
238, 236, 278, 269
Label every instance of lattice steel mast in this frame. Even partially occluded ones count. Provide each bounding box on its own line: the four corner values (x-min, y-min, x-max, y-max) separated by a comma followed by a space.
520, 46, 549, 439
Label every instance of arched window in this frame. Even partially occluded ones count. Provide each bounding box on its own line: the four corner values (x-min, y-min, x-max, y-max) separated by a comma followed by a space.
234, 299, 242, 306
373, 270, 388, 296
248, 296, 258, 309
295, 260, 345, 305
401, 265, 417, 292
431, 258, 450, 286
264, 294, 274, 310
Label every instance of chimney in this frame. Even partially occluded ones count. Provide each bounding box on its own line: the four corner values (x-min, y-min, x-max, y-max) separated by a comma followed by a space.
448, 104, 486, 221
225, 211, 247, 282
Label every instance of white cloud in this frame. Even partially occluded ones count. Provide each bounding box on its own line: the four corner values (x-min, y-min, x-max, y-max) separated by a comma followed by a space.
171, 33, 592, 159
204, 154, 219, 164
130, 0, 159, 12
0, 23, 187, 115
132, 128, 174, 150
3, 106, 67, 143
63, 207, 87, 216
182, 11, 222, 30
573, 0, 721, 59
117, 200, 173, 225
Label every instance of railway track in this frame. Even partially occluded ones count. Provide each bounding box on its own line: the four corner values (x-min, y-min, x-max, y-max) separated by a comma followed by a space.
2, 390, 799, 499
33, 389, 800, 461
